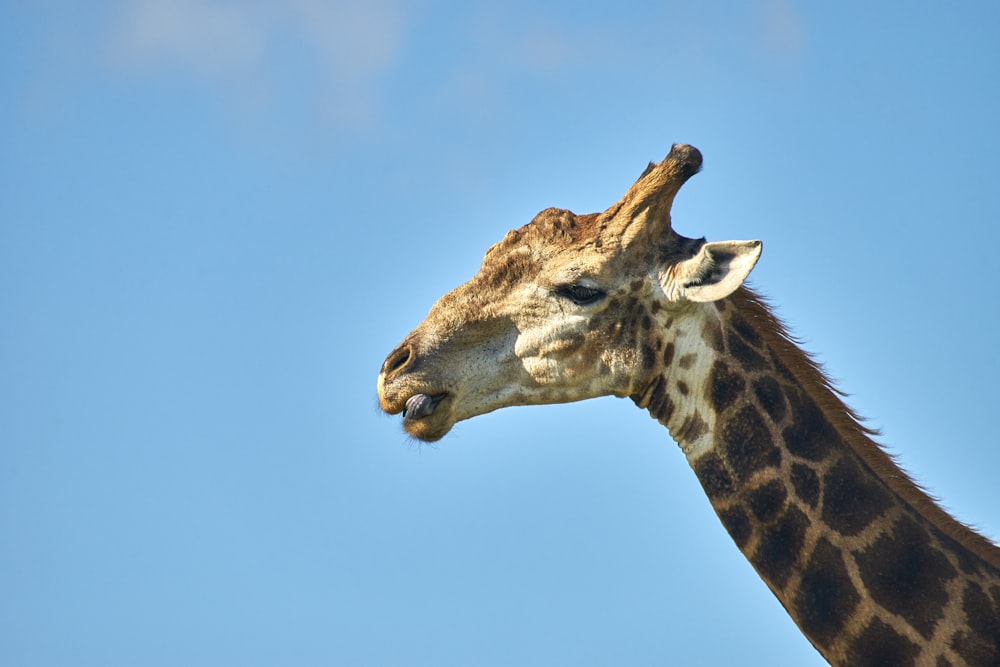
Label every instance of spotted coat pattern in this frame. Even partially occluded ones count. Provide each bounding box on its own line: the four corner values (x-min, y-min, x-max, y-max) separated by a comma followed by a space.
633, 289, 1000, 666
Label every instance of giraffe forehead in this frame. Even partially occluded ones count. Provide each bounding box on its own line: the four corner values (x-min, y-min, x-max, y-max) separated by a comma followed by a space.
476, 239, 612, 294
484, 209, 618, 263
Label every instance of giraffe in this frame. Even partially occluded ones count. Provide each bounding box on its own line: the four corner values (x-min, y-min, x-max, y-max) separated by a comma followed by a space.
376, 145, 1000, 665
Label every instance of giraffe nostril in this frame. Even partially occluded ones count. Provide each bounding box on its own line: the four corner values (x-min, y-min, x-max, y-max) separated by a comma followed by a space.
382, 344, 413, 377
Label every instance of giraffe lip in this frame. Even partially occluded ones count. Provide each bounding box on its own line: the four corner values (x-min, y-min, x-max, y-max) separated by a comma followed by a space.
402, 393, 447, 421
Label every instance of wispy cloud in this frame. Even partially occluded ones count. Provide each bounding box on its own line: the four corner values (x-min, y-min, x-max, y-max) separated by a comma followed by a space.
291, 0, 402, 83
107, 0, 407, 127
759, 0, 807, 61
112, 0, 265, 78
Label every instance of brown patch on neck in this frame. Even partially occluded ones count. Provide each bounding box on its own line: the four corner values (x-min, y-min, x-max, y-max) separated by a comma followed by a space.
727, 287, 1000, 569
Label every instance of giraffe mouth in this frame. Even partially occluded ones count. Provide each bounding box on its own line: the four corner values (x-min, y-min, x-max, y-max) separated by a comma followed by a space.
402, 393, 447, 421
398, 392, 452, 442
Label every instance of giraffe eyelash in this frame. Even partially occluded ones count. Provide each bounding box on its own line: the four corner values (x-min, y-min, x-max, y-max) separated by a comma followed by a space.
554, 284, 606, 306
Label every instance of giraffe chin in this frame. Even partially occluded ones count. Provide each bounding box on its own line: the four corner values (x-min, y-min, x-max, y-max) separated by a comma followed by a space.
401, 414, 453, 442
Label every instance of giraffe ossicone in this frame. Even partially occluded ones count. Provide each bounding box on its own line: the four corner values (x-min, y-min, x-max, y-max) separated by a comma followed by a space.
377, 145, 1000, 665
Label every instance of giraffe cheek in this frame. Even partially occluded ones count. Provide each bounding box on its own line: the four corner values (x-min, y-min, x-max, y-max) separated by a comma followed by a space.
513, 338, 615, 401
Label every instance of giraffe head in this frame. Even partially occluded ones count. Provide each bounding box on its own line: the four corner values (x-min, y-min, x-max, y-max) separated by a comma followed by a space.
378, 145, 762, 441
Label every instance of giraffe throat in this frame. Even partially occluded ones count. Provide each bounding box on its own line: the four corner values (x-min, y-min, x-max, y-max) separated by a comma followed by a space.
629, 300, 721, 461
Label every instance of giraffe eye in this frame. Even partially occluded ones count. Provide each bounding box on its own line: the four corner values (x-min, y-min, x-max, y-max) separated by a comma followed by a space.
555, 284, 606, 306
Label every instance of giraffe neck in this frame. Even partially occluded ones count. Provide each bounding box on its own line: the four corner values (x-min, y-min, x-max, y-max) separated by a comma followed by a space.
632, 288, 1000, 665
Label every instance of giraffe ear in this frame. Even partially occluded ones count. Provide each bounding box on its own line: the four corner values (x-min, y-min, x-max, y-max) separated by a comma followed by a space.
661, 240, 762, 303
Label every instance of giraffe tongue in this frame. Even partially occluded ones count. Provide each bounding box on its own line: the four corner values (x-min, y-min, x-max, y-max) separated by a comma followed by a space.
404, 393, 440, 420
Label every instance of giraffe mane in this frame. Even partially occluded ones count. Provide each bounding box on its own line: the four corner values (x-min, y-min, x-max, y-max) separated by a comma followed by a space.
729, 286, 1000, 568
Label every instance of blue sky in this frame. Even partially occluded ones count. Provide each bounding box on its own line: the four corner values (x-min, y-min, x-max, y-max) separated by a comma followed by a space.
2, 2, 999, 665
